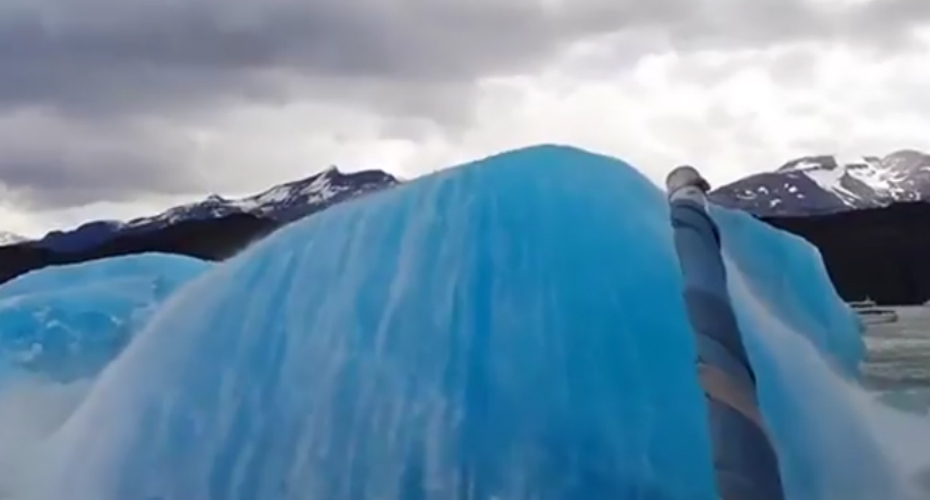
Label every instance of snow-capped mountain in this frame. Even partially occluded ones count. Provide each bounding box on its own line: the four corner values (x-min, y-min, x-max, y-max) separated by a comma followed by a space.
124, 166, 397, 230
37, 166, 399, 253
710, 150, 930, 216
0, 231, 27, 245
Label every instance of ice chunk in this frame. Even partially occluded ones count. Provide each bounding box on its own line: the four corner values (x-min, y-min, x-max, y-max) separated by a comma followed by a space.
32, 145, 907, 500
43, 146, 719, 500
0, 254, 209, 381
709, 206, 863, 376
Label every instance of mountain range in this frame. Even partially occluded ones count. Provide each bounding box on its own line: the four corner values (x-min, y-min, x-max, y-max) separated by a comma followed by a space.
709, 149, 930, 216
14, 148, 930, 253
36, 166, 399, 253
3, 146, 930, 304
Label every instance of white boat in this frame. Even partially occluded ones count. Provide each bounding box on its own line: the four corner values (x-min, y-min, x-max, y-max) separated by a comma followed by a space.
849, 298, 877, 309
856, 308, 898, 325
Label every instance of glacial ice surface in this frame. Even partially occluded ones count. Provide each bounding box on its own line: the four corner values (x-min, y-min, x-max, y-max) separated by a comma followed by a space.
0, 253, 209, 381
3, 145, 912, 500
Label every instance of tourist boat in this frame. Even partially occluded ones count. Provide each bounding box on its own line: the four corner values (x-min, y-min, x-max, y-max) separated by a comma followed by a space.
856, 307, 898, 325
848, 298, 877, 309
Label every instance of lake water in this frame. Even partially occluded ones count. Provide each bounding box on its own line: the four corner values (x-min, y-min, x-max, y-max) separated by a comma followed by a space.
863, 307, 930, 415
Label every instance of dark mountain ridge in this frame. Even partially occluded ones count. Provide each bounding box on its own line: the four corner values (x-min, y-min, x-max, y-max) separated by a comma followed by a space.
4, 149, 930, 305
711, 149, 930, 216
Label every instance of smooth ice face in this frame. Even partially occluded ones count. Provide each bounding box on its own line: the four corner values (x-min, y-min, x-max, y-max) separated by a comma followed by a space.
43, 146, 720, 500
710, 207, 863, 377
0, 254, 210, 382
710, 207, 921, 500
30, 145, 905, 500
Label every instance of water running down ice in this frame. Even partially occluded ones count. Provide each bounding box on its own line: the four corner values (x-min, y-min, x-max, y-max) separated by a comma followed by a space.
0, 145, 927, 500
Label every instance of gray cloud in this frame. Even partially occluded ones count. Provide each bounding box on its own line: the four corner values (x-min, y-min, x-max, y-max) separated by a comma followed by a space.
0, 109, 204, 209
2, 0, 930, 210
0, 0, 578, 116
4, 0, 928, 116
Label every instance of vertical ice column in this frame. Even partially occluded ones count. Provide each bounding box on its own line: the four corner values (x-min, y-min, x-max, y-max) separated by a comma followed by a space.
666, 166, 785, 500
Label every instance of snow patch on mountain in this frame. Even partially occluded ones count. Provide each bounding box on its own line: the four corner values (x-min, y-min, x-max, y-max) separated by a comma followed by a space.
122, 165, 397, 231
35, 166, 399, 253
803, 165, 859, 204
712, 150, 930, 216
231, 166, 349, 215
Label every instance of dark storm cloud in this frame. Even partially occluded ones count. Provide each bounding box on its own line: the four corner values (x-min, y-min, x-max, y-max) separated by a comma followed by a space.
1, 0, 929, 210
0, 0, 578, 116
0, 109, 204, 209
3, 0, 928, 115
0, 154, 181, 210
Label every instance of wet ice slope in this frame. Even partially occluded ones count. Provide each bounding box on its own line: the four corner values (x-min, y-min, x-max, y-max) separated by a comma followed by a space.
0, 145, 921, 500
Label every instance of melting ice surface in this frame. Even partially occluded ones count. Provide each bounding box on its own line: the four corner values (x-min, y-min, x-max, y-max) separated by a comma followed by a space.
0, 253, 210, 382
0, 253, 209, 498
1, 145, 927, 500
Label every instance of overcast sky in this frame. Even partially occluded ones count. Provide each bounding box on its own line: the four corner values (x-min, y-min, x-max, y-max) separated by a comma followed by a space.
2, 0, 930, 237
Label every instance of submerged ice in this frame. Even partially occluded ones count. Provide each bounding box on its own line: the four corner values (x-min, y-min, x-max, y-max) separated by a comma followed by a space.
0, 145, 921, 500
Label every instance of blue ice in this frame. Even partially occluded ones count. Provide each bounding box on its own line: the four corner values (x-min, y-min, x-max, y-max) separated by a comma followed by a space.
0, 253, 210, 382
710, 207, 916, 499
26, 145, 908, 500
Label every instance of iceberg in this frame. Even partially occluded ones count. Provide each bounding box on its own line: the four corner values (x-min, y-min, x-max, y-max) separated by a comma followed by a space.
709, 206, 863, 376
11, 145, 917, 499
0, 253, 210, 382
